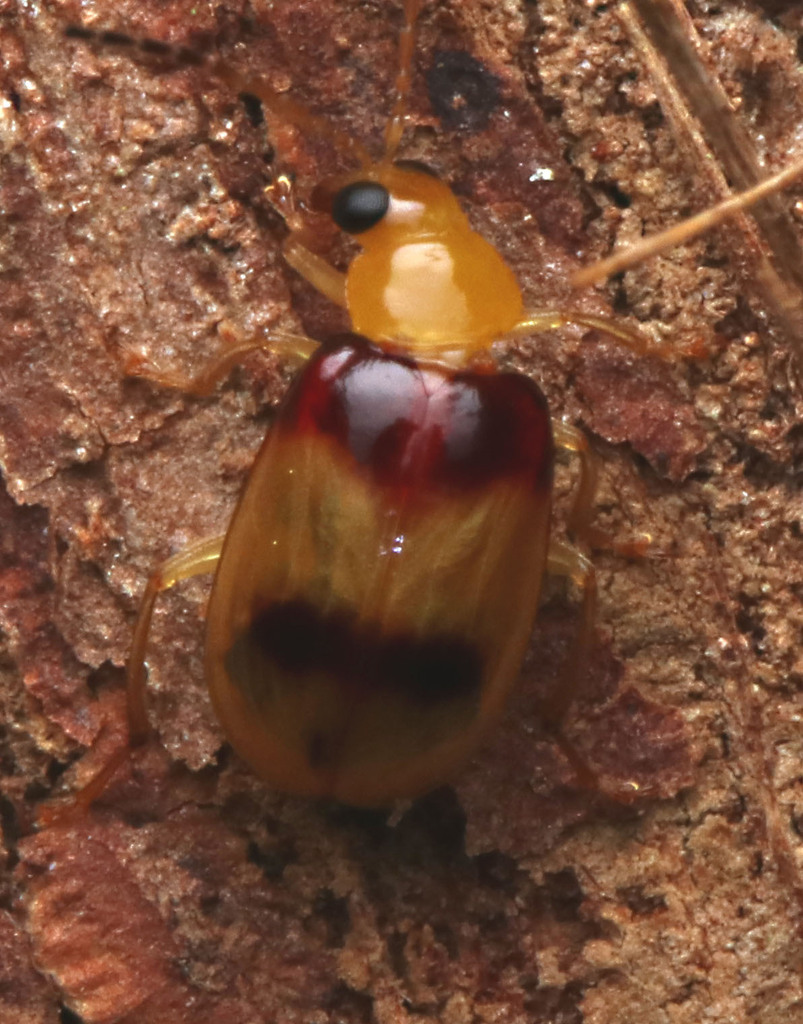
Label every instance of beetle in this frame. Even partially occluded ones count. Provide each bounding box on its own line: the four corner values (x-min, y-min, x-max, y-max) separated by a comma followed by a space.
62, 0, 803, 810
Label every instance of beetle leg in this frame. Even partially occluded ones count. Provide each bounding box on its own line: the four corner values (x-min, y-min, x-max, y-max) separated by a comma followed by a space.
127, 534, 225, 742
553, 421, 651, 558
552, 421, 599, 541
192, 321, 320, 392
545, 538, 597, 734
543, 541, 618, 795
545, 531, 649, 804
264, 173, 349, 307
282, 236, 348, 308
39, 536, 226, 828
126, 322, 320, 393
510, 309, 665, 357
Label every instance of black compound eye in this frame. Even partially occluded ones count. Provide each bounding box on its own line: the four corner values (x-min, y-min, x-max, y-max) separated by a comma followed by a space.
332, 181, 390, 234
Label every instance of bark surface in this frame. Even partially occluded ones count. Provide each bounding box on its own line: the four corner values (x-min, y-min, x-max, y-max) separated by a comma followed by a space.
1, 2, 802, 1022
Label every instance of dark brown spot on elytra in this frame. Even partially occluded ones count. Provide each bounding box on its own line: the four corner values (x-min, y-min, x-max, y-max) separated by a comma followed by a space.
227, 598, 483, 708
375, 635, 482, 704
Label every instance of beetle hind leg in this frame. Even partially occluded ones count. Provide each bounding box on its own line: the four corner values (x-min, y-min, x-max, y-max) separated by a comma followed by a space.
127, 534, 225, 742
543, 541, 646, 803
543, 424, 652, 803
38, 535, 225, 827
544, 539, 597, 737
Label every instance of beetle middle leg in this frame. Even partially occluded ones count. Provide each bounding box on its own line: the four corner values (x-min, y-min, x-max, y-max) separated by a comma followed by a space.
126, 321, 320, 393
265, 173, 348, 308
553, 421, 650, 558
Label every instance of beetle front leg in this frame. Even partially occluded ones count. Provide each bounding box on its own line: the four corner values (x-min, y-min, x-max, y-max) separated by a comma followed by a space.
265, 173, 348, 307
510, 308, 661, 357
282, 238, 348, 307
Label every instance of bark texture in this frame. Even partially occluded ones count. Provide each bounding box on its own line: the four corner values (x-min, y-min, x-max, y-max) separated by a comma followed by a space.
1, 1, 802, 1022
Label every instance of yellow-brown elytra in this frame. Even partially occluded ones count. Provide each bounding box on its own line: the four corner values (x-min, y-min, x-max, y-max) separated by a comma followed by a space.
61, 1, 803, 810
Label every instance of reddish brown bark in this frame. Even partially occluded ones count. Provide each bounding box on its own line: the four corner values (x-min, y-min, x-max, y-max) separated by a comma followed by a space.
1, 2, 802, 1022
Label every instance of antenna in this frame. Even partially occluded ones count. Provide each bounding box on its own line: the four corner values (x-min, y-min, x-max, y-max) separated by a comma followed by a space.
65, 24, 374, 168
383, 0, 423, 161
